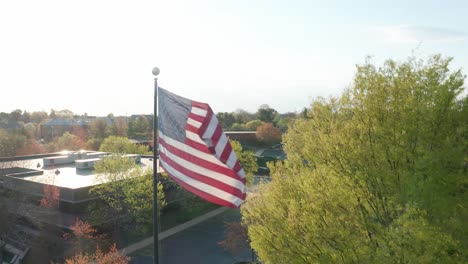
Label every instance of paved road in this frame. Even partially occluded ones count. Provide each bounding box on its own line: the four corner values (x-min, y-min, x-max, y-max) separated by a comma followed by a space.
130, 208, 253, 264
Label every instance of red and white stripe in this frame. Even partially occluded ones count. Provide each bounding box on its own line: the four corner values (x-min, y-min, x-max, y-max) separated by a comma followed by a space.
158, 101, 246, 208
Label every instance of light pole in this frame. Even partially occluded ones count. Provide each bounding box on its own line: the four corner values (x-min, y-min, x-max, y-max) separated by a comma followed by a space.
152, 67, 160, 264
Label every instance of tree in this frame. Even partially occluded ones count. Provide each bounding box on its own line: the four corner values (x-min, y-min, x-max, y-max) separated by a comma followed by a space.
39, 184, 60, 209
0, 129, 27, 156
217, 112, 236, 129
127, 116, 150, 139
49, 109, 57, 119
63, 218, 103, 255
234, 109, 256, 124
9, 109, 22, 122
72, 126, 88, 142
99, 136, 150, 155
90, 155, 165, 230
299, 107, 310, 119
230, 123, 249, 131
30, 111, 48, 123
15, 138, 46, 155
110, 117, 128, 137
241, 55, 467, 263
62, 244, 130, 264
23, 123, 36, 138
55, 132, 85, 151
230, 140, 258, 186
256, 105, 278, 123
21, 110, 30, 123
86, 119, 110, 150
56, 109, 74, 119
88, 118, 110, 140
245, 120, 264, 131
255, 123, 281, 146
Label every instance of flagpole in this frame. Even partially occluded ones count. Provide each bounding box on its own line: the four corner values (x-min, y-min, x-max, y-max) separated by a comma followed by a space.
152, 67, 160, 264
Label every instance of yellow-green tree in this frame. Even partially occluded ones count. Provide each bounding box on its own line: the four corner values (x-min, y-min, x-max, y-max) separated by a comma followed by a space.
99, 136, 150, 155
241, 55, 467, 263
90, 155, 165, 230
230, 140, 258, 186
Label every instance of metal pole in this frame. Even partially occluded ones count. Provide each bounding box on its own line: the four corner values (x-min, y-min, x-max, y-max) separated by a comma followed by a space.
152, 67, 160, 264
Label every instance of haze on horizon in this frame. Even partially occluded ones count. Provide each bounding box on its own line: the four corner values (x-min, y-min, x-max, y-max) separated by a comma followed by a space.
0, 0, 467, 117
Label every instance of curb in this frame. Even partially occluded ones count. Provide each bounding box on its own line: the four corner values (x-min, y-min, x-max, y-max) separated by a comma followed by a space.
121, 206, 230, 255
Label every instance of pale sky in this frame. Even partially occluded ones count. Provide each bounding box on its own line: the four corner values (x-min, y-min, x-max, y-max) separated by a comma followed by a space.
0, 0, 467, 116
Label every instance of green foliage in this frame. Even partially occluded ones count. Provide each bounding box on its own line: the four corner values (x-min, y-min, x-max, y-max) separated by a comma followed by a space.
256, 104, 278, 123
99, 136, 150, 155
86, 118, 110, 150
0, 129, 27, 156
123, 171, 166, 224
234, 109, 256, 124
242, 55, 467, 263
90, 155, 165, 228
276, 116, 295, 132
23, 123, 37, 138
127, 116, 150, 139
217, 112, 237, 130
230, 123, 249, 131
245, 120, 264, 131
85, 138, 103, 151
30, 111, 48, 123
55, 132, 85, 151
109, 117, 128, 137
230, 140, 258, 186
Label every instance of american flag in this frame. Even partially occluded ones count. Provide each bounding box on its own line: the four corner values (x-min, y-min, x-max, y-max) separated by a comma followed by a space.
158, 88, 246, 208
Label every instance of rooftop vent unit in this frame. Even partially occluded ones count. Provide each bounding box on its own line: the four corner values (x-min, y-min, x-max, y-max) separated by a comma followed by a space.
75, 158, 101, 170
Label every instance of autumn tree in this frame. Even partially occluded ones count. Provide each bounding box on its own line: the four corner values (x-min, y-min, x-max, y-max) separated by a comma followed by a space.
71, 126, 88, 142
15, 138, 46, 155
63, 218, 103, 255
54, 132, 85, 151
241, 55, 467, 263
0, 129, 27, 156
110, 117, 128, 137
39, 184, 60, 209
255, 123, 281, 146
62, 244, 129, 264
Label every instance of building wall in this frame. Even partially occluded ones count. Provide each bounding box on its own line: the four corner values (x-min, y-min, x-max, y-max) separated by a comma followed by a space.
225, 131, 258, 145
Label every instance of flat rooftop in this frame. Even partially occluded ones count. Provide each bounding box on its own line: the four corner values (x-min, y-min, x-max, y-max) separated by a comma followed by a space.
0, 151, 154, 189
